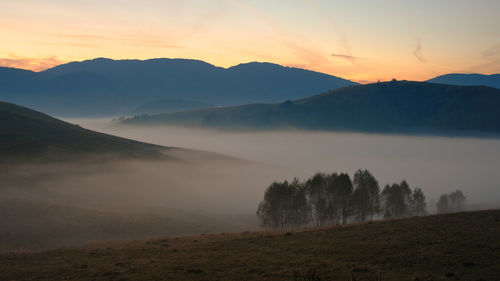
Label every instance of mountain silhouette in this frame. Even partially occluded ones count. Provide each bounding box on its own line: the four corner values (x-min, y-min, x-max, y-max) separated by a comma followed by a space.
124, 81, 500, 136
0, 101, 167, 162
0, 58, 357, 116
426, 73, 500, 89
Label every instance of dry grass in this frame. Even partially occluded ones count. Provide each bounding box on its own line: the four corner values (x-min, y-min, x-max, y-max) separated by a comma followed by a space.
0, 210, 499, 281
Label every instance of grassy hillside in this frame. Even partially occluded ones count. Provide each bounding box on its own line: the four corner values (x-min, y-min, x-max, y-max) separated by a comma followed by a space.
125, 81, 500, 135
0, 101, 167, 162
0, 196, 258, 252
1, 210, 498, 280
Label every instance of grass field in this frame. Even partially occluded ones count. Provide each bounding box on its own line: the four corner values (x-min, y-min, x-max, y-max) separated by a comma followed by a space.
0, 210, 499, 281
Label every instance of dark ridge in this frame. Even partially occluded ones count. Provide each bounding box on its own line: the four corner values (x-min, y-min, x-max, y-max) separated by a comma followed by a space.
0, 101, 168, 163
124, 81, 500, 137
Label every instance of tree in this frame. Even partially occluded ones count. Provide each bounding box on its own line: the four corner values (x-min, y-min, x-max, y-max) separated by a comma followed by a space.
332, 173, 353, 224
258, 170, 426, 229
324, 173, 340, 225
436, 194, 449, 214
381, 181, 413, 218
305, 173, 328, 227
436, 190, 466, 214
398, 181, 413, 217
448, 190, 466, 212
412, 188, 426, 216
352, 183, 370, 222
257, 181, 293, 229
290, 178, 309, 228
257, 179, 312, 230
352, 169, 380, 221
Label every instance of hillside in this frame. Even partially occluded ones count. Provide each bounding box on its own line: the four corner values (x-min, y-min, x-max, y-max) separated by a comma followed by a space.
1, 209, 498, 280
427, 73, 500, 89
124, 81, 500, 135
0, 195, 258, 252
0, 58, 357, 116
0, 101, 167, 162
135, 99, 214, 114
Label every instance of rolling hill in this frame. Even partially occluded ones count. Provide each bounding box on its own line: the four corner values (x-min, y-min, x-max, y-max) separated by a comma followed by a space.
1, 209, 498, 280
427, 73, 500, 89
0, 101, 167, 162
0, 58, 357, 116
135, 99, 214, 114
124, 81, 500, 136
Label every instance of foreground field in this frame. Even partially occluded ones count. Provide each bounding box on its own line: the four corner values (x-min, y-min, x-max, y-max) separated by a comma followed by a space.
1, 210, 499, 281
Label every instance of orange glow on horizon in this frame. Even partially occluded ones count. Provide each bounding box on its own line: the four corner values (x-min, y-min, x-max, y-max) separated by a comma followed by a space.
0, 1, 498, 82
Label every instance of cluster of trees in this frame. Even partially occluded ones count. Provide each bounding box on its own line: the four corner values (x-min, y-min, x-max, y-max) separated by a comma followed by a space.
257, 169, 427, 229
436, 190, 466, 214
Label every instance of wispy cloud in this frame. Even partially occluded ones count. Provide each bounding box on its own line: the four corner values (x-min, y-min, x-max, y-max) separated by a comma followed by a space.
331, 53, 360, 62
301, 0, 359, 67
0, 54, 65, 71
57, 34, 111, 40
473, 43, 500, 73
123, 37, 181, 49
226, 0, 337, 75
56, 33, 181, 49
413, 36, 426, 63
482, 43, 500, 59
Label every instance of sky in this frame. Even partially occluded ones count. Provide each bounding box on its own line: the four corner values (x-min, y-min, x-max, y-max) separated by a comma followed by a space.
0, 0, 499, 83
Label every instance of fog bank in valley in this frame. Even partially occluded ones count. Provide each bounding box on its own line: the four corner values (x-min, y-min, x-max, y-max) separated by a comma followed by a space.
72, 118, 500, 206
1, 148, 278, 251
2, 118, 500, 251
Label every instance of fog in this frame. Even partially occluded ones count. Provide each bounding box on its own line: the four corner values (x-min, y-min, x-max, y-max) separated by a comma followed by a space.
2, 118, 500, 251
0, 148, 275, 251
72, 118, 500, 206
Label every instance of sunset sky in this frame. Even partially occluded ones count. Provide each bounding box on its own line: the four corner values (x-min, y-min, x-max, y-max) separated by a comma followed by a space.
0, 0, 498, 83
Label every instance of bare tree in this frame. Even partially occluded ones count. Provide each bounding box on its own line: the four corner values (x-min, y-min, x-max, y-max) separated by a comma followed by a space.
437, 194, 449, 214
353, 170, 380, 221
448, 190, 466, 212
412, 188, 426, 216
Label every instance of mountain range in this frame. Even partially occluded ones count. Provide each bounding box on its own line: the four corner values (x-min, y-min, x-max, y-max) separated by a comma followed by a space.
426, 73, 500, 89
0, 58, 357, 116
124, 81, 500, 136
1, 57, 498, 118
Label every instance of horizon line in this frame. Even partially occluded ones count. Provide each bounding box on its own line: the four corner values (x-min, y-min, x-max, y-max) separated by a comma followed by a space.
1, 56, 498, 84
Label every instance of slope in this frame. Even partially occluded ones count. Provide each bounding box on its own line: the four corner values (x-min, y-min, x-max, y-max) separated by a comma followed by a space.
0, 209, 498, 280
0, 101, 166, 162
124, 81, 500, 135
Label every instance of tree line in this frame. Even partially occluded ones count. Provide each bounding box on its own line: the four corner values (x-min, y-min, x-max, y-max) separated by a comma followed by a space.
436, 190, 466, 214
257, 169, 427, 229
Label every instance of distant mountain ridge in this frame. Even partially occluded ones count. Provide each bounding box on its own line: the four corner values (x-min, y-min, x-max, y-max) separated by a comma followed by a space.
0, 58, 357, 116
124, 81, 500, 136
426, 73, 500, 89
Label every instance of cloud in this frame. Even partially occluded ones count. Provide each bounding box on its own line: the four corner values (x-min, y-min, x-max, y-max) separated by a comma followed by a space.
473, 43, 500, 73
57, 34, 111, 40
56, 33, 181, 49
0, 54, 65, 71
123, 38, 181, 49
331, 53, 360, 62
226, 0, 329, 70
481, 43, 500, 59
413, 36, 426, 63
355, 79, 377, 84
